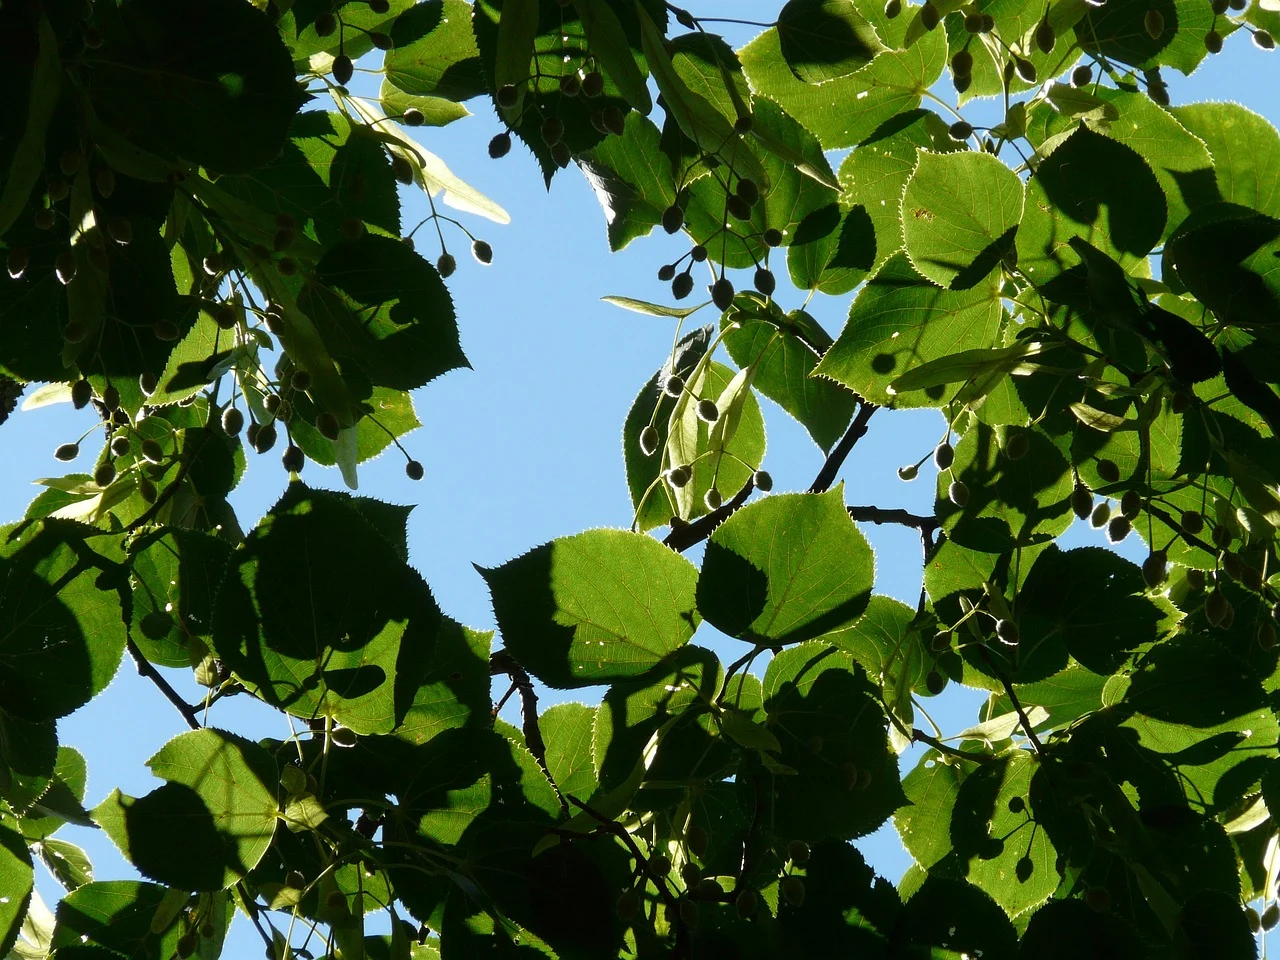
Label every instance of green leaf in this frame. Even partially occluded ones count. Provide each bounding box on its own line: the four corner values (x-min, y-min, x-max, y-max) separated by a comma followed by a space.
572, 0, 651, 114
540, 703, 599, 801
480, 528, 701, 689
1018, 126, 1167, 285
0, 821, 33, 957
580, 113, 678, 252
213, 484, 443, 733
1018, 899, 1159, 960
740, 24, 948, 150
94, 729, 277, 891
38, 838, 93, 892
383, 0, 487, 102
775, 0, 886, 82
698, 487, 874, 645
755, 642, 905, 840
84, 0, 307, 174
891, 876, 1016, 960
0, 521, 128, 722
379, 79, 471, 128
814, 254, 1005, 408
1076, 0, 1219, 75
832, 595, 930, 740
896, 748, 965, 869
0, 711, 57, 815
986, 661, 1108, 733
127, 528, 232, 669
721, 297, 856, 451
51, 881, 185, 959
1163, 203, 1280, 331
901, 149, 1024, 290
20, 746, 89, 841
299, 235, 466, 392
0, 14, 60, 237
394, 619, 492, 745
951, 752, 1060, 918
1172, 101, 1280, 219
492, 0, 540, 119
937, 420, 1074, 554
1016, 546, 1175, 681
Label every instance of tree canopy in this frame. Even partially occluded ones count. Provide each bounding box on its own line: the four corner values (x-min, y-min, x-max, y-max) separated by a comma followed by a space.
2, 0, 1280, 957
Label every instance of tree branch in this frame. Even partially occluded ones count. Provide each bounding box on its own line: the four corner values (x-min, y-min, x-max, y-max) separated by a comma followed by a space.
565, 795, 678, 910
978, 647, 1046, 758
126, 637, 201, 730
663, 477, 754, 552
809, 401, 877, 494
846, 505, 939, 532
490, 649, 564, 808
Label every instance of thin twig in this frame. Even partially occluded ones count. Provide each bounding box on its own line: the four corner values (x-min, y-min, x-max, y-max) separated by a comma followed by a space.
490, 649, 563, 808
846, 505, 939, 532
663, 477, 755, 552
809, 401, 877, 494
565, 795, 678, 910
126, 637, 201, 730
978, 648, 1045, 758
911, 729, 997, 764
716, 644, 767, 706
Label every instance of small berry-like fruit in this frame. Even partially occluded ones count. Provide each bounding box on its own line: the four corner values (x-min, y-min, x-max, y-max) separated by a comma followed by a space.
1142, 552, 1166, 588
265, 394, 281, 415
753, 267, 776, 296
1015, 856, 1034, 883
540, 117, 564, 146
1247, 906, 1262, 933
1205, 589, 1231, 627
948, 480, 969, 507
763, 228, 783, 247
1008, 796, 1026, 814
705, 488, 722, 510
667, 465, 691, 488
1015, 58, 1038, 83
255, 422, 278, 454
1120, 489, 1142, 519
920, 1, 940, 30
649, 853, 672, 876
1258, 622, 1277, 649
686, 824, 709, 858
639, 425, 660, 456
1185, 568, 1206, 592
6, 246, 28, 279
282, 445, 304, 473
931, 630, 951, 652
1204, 28, 1222, 53
1255, 30, 1275, 50
1263, 903, 1279, 931
332, 54, 353, 85
1072, 64, 1093, 87
672, 272, 694, 300
780, 876, 806, 907
996, 619, 1020, 645
222, 407, 244, 436
952, 50, 973, 77
734, 114, 753, 134
753, 469, 772, 492
925, 669, 947, 695
103, 385, 120, 410
139, 372, 157, 397
315, 12, 337, 36
582, 71, 605, 97
735, 888, 758, 919
405, 459, 425, 480
712, 277, 735, 310
884, 0, 902, 16
94, 462, 116, 486
550, 141, 572, 168
71, 379, 92, 409
436, 253, 457, 278
662, 204, 685, 235
1096, 459, 1120, 483
290, 370, 312, 393
1143, 8, 1164, 38
727, 195, 752, 221
603, 106, 627, 136
111, 436, 131, 457
787, 840, 811, 864
736, 178, 760, 206
559, 73, 582, 97
331, 726, 358, 747
316, 411, 341, 440
1035, 19, 1056, 53
964, 12, 984, 32
55, 249, 77, 285
56, 442, 80, 462
1005, 432, 1030, 460
697, 399, 720, 423
472, 240, 493, 264
665, 374, 685, 397
1180, 509, 1204, 535
898, 464, 919, 481
496, 84, 519, 108
934, 441, 954, 470
1107, 515, 1131, 542
488, 132, 512, 159
1090, 501, 1110, 528
369, 31, 392, 49
34, 208, 55, 230
949, 121, 973, 141
658, 263, 676, 282
391, 155, 414, 184
1212, 523, 1233, 549
691, 244, 708, 262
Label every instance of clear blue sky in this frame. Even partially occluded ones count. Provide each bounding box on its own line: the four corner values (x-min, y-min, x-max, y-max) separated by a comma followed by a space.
3, 4, 1277, 951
